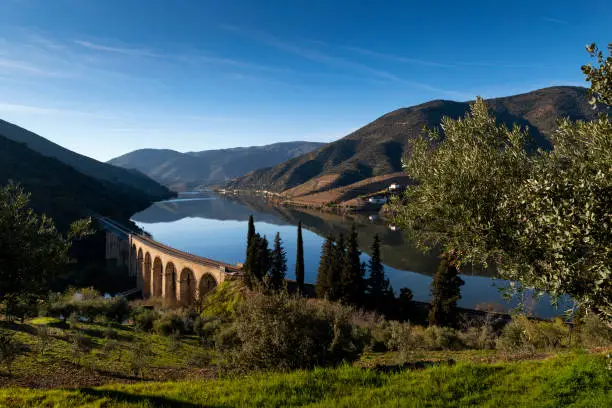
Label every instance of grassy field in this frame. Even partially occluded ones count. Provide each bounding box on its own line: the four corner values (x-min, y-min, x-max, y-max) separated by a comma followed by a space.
0, 352, 609, 407
0, 318, 214, 389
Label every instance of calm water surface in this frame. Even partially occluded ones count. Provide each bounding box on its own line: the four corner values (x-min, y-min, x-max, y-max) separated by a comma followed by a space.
132, 191, 569, 318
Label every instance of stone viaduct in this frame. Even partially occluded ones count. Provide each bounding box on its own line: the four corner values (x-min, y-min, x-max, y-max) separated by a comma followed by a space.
101, 217, 242, 305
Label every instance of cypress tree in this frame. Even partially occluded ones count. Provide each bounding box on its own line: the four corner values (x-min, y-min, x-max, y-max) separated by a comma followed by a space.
316, 234, 334, 298
257, 235, 271, 282
340, 224, 364, 306
244, 232, 261, 288
295, 221, 305, 294
428, 254, 465, 327
270, 232, 287, 290
245, 215, 256, 268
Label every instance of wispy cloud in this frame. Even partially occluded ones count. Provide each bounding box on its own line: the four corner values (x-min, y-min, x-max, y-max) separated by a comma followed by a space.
0, 56, 65, 77
543, 17, 568, 25
0, 102, 113, 118
342, 46, 452, 68
220, 24, 467, 98
73, 40, 162, 58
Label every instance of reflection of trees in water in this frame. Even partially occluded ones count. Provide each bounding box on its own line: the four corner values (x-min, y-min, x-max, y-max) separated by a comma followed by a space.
133, 192, 495, 278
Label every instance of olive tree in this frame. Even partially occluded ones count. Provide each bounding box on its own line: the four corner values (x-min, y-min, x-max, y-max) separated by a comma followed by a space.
0, 182, 91, 305
391, 43, 612, 323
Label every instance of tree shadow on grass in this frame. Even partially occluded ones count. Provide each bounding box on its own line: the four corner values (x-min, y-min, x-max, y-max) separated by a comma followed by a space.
369, 359, 457, 374
78, 388, 222, 407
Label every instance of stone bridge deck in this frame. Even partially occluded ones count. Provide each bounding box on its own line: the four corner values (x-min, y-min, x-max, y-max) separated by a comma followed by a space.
100, 217, 242, 305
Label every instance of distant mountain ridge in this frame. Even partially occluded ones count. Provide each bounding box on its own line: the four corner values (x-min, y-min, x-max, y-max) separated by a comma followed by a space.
226, 86, 598, 195
108, 141, 326, 191
0, 119, 172, 201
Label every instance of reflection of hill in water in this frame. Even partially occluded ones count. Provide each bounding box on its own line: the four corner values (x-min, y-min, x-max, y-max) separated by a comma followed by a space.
131, 194, 288, 226
132, 193, 494, 278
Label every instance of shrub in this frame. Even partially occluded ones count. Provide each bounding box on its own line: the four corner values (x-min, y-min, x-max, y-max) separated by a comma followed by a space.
223, 291, 370, 371
201, 281, 244, 322
36, 325, 52, 356
385, 321, 423, 360
422, 326, 465, 350
577, 314, 612, 348
0, 331, 22, 375
133, 308, 157, 332
103, 297, 132, 324
128, 341, 152, 378
70, 331, 90, 364
104, 324, 118, 340
154, 312, 185, 337
496, 315, 570, 351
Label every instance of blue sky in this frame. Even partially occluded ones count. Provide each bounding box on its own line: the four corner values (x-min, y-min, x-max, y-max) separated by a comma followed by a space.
0, 0, 610, 161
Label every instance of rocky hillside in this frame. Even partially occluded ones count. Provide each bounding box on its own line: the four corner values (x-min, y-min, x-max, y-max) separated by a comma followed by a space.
108, 141, 325, 191
227, 86, 597, 194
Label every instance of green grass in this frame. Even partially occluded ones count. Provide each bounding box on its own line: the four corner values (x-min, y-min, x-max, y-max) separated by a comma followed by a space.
0, 319, 212, 389
0, 352, 609, 407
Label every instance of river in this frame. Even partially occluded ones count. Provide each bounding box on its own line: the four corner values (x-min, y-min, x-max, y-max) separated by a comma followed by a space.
131, 191, 569, 318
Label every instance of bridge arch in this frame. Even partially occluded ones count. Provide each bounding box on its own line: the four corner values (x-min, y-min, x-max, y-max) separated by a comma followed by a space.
198, 274, 218, 302
143, 252, 152, 297
137, 248, 144, 289
152, 257, 163, 297
165, 262, 177, 303
179, 268, 196, 306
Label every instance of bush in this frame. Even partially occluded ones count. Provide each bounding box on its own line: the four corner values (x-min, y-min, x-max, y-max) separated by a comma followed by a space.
154, 312, 186, 337
577, 314, 612, 348
133, 308, 157, 332
496, 315, 570, 351
36, 325, 52, 356
422, 326, 465, 350
0, 331, 22, 375
385, 321, 423, 360
46, 290, 132, 324
223, 291, 370, 371
103, 297, 131, 324
128, 341, 152, 378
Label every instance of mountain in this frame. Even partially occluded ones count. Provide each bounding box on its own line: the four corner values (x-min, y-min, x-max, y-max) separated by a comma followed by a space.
0, 134, 160, 229
0, 119, 172, 201
108, 141, 326, 191
227, 86, 598, 195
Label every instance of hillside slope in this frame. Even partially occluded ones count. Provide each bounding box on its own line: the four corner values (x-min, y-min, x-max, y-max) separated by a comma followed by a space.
0, 119, 172, 201
227, 86, 597, 193
0, 135, 158, 228
108, 141, 326, 191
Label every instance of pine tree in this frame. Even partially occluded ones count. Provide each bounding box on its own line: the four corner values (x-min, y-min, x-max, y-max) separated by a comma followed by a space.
428, 255, 465, 327
269, 232, 287, 290
316, 234, 334, 298
340, 224, 364, 306
327, 233, 345, 301
295, 221, 305, 294
366, 234, 394, 313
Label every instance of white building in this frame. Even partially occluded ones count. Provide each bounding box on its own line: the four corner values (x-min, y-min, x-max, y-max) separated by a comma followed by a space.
368, 196, 388, 205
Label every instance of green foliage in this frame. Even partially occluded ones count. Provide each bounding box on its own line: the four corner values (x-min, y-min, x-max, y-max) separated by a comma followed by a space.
243, 233, 271, 288
132, 308, 157, 332
496, 315, 571, 351
366, 234, 394, 313
0, 182, 92, 301
316, 234, 335, 299
47, 291, 133, 324
0, 354, 610, 407
582, 42, 612, 107
339, 224, 365, 306
127, 340, 153, 378
0, 331, 22, 375
224, 290, 369, 371
201, 280, 244, 322
295, 221, 305, 293
153, 312, 185, 337
578, 314, 612, 347
391, 60, 612, 321
429, 257, 465, 327
269, 232, 287, 290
